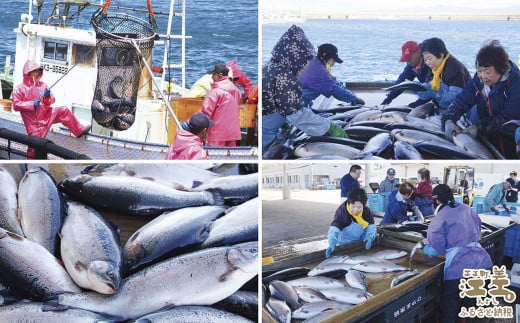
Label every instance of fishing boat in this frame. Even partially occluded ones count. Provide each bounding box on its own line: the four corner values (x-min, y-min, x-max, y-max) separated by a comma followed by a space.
0, 0, 258, 160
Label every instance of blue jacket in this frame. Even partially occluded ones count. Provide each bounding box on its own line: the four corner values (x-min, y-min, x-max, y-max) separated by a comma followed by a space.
386, 61, 430, 101
298, 57, 357, 106
340, 173, 360, 198
381, 190, 409, 224
483, 183, 507, 212
443, 61, 520, 158
379, 177, 399, 193
423, 55, 470, 109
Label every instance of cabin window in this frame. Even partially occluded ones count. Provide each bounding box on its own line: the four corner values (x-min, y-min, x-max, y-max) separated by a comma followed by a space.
43, 41, 68, 61
72, 44, 96, 66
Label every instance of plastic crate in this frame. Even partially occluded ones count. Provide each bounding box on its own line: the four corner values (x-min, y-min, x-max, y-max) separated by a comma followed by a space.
505, 224, 520, 263
359, 273, 442, 322
368, 193, 385, 213
472, 196, 485, 209
481, 229, 506, 266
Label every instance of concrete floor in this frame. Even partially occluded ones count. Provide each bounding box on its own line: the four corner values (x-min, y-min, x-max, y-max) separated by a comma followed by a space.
262, 189, 384, 256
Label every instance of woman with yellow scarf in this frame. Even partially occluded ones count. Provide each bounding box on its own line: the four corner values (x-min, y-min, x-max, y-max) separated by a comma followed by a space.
325, 188, 377, 258
415, 37, 470, 109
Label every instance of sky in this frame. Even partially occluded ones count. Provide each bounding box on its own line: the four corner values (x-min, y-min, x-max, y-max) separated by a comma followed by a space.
260, 0, 519, 15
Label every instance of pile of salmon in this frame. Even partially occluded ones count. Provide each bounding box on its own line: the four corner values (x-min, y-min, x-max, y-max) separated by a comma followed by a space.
0, 164, 258, 322
263, 102, 498, 160
263, 249, 420, 322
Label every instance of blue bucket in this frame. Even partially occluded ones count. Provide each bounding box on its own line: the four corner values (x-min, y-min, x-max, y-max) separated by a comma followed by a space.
476, 203, 483, 214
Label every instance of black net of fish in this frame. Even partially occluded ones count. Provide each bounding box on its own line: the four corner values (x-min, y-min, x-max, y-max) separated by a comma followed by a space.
91, 12, 156, 130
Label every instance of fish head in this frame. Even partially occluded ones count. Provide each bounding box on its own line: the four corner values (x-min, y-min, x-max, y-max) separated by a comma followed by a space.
226, 242, 258, 275
88, 261, 121, 294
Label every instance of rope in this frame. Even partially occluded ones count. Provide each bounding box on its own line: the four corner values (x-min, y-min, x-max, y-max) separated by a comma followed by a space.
98, 0, 157, 30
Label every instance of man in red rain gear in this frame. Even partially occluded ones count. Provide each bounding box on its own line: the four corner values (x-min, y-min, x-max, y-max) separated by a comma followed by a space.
165, 112, 213, 160
12, 60, 90, 158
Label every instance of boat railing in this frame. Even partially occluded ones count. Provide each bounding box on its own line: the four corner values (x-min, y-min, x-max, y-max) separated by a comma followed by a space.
0, 127, 90, 160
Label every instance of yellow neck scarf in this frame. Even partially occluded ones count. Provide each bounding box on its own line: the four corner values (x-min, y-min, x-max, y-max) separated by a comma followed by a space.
346, 203, 368, 229
326, 63, 333, 73
430, 53, 450, 91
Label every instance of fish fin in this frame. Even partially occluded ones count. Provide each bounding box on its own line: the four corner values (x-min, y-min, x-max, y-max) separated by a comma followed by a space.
141, 176, 155, 182
125, 170, 136, 176
218, 270, 233, 282
224, 205, 238, 215
206, 188, 225, 206
17, 208, 23, 224
196, 222, 213, 242
74, 261, 87, 272
134, 319, 152, 323
170, 182, 185, 190
41, 302, 70, 312
192, 180, 204, 189
5, 231, 23, 241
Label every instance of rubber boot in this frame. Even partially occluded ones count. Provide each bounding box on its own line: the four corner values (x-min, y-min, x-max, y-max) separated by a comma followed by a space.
51, 106, 87, 137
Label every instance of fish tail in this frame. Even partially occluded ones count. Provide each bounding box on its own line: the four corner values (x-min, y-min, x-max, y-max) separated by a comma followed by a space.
206, 188, 225, 206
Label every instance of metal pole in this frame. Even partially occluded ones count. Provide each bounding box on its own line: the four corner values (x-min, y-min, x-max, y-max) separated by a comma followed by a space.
283, 163, 290, 200
132, 40, 181, 129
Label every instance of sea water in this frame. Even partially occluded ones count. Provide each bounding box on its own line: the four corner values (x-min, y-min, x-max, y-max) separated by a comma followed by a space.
262, 19, 520, 82
0, 0, 258, 87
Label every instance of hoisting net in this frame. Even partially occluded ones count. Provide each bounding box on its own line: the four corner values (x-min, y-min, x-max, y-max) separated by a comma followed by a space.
90, 0, 157, 130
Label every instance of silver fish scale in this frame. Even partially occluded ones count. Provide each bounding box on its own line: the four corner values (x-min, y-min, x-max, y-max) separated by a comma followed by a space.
200, 198, 258, 248
18, 167, 63, 255
0, 229, 80, 300
0, 168, 22, 235
60, 175, 220, 215
61, 201, 122, 294
58, 243, 258, 320
0, 303, 108, 323
131, 305, 254, 323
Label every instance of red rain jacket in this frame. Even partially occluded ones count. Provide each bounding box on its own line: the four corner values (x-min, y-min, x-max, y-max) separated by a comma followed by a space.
165, 129, 207, 160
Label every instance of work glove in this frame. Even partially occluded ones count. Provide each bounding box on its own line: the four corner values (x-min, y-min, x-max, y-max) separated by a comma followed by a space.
416, 83, 437, 100
411, 205, 425, 222
363, 224, 377, 250
33, 100, 40, 109
351, 97, 365, 106
327, 123, 349, 138
43, 88, 51, 97
443, 120, 462, 142
490, 207, 499, 215
381, 96, 393, 105
325, 227, 339, 258
423, 244, 440, 258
